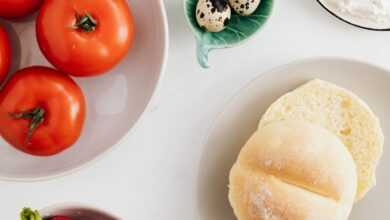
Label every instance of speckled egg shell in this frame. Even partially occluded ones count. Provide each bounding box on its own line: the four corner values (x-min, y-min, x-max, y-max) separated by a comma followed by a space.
229, 0, 261, 16
196, 0, 231, 32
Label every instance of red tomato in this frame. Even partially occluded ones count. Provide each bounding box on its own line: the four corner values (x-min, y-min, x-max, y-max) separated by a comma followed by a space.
0, 0, 43, 19
0, 26, 11, 84
0, 66, 86, 156
36, 0, 134, 77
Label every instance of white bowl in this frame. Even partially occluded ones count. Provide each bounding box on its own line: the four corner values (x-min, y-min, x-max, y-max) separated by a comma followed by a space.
39, 202, 119, 219
0, 0, 169, 181
199, 57, 390, 220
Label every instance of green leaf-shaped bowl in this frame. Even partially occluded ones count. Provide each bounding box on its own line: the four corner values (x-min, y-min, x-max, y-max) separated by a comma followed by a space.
184, 0, 274, 68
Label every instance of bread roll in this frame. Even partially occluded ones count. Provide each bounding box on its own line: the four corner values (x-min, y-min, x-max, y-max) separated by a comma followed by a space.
259, 79, 383, 200
229, 120, 357, 220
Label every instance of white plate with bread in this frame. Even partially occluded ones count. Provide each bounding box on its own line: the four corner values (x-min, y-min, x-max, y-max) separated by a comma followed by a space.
198, 57, 389, 220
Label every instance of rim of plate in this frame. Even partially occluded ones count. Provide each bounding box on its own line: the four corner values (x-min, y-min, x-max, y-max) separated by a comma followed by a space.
200, 56, 390, 171
39, 202, 120, 219
316, 0, 390, 31
203, 56, 390, 139
0, 0, 170, 182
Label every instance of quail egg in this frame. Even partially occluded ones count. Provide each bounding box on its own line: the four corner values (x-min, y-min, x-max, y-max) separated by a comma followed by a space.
229, 0, 261, 16
196, 0, 231, 32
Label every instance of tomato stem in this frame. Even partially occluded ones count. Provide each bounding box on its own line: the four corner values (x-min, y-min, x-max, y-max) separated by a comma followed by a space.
74, 13, 97, 32
10, 107, 46, 144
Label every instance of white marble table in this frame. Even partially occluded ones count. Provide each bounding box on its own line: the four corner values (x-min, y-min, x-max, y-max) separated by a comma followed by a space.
2, 0, 390, 219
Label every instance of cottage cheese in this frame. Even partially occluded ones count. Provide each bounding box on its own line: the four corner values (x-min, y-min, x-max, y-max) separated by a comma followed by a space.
323, 0, 390, 28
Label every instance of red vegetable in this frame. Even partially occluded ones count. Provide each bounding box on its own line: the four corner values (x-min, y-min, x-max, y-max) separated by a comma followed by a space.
36, 0, 134, 77
0, 25, 11, 84
0, 66, 86, 156
0, 0, 43, 19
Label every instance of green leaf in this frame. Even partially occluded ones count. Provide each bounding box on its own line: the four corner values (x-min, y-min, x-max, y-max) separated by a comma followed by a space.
20, 208, 42, 220
185, 0, 274, 68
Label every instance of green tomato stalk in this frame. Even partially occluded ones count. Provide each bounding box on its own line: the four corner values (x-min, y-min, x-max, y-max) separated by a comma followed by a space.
74, 13, 98, 32
20, 208, 42, 220
10, 107, 46, 144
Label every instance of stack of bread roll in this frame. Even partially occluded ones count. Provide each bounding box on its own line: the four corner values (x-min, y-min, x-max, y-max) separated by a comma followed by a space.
229, 80, 384, 220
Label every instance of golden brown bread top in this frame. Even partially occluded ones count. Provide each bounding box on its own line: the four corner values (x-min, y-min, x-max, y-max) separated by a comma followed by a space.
229, 120, 357, 220
230, 164, 344, 220
258, 79, 384, 200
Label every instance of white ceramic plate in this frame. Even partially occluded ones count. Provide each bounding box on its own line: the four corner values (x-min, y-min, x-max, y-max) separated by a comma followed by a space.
199, 57, 389, 220
0, 0, 169, 181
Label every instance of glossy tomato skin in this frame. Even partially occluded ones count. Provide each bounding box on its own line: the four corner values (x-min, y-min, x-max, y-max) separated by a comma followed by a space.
0, 66, 86, 156
0, 0, 42, 19
0, 26, 11, 84
36, 0, 134, 77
